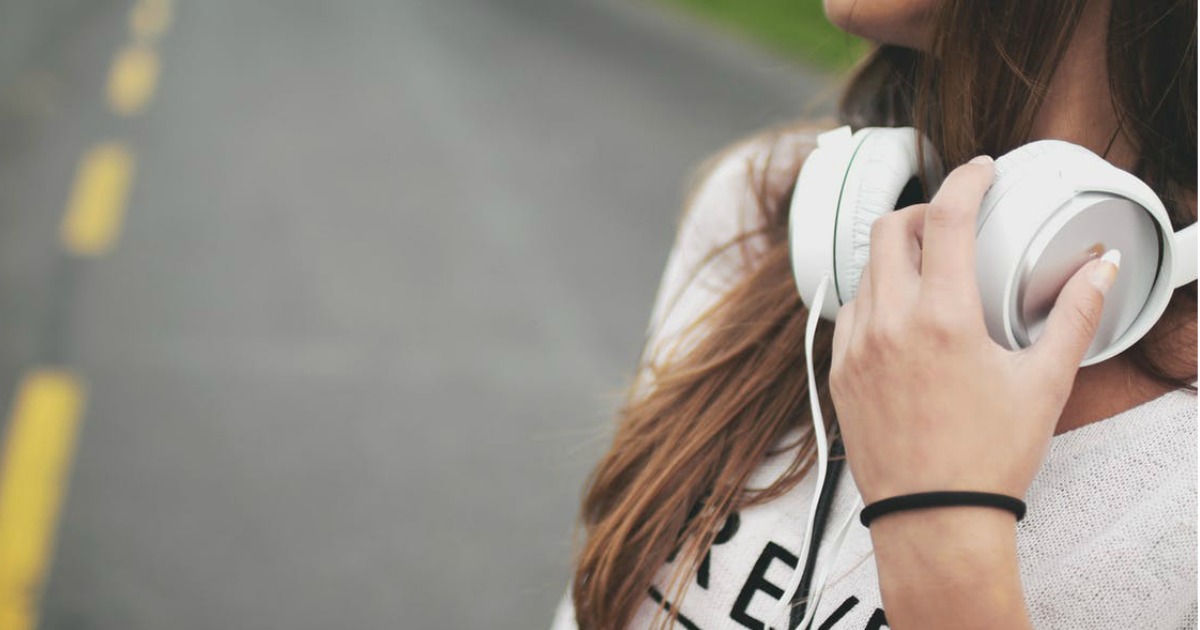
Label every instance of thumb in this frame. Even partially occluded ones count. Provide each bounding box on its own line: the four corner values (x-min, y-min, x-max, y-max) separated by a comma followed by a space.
1028, 249, 1121, 375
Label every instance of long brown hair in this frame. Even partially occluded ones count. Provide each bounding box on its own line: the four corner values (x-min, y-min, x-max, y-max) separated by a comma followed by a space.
572, 1, 1198, 628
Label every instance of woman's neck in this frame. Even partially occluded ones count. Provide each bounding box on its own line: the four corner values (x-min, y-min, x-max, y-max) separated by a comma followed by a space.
1028, 0, 1197, 435
1028, 0, 1130, 166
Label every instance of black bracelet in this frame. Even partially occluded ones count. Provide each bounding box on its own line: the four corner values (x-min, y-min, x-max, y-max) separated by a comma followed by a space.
859, 491, 1026, 527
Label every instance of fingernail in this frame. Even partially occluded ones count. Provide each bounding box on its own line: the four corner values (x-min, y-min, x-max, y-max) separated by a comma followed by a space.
969, 155, 994, 165
1090, 249, 1121, 295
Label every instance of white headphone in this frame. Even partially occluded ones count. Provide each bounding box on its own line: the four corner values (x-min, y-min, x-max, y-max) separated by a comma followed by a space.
789, 125, 1198, 366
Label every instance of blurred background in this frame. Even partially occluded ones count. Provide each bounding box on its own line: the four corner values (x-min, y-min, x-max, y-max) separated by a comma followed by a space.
0, 0, 862, 628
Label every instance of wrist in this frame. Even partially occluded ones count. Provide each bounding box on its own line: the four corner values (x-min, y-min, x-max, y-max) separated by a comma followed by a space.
869, 508, 1030, 629
870, 506, 1018, 565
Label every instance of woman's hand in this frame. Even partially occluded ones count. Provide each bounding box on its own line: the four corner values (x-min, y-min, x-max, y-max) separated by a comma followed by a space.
828, 156, 1120, 629
829, 155, 1119, 506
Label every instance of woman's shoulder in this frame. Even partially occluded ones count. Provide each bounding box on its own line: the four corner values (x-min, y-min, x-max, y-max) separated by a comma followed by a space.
1030, 387, 1196, 514
642, 119, 836, 362
1018, 389, 1197, 628
1021, 390, 1196, 564
679, 118, 836, 242
662, 117, 838, 294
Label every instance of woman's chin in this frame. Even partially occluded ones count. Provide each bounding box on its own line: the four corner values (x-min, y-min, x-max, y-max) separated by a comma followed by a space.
822, 0, 935, 50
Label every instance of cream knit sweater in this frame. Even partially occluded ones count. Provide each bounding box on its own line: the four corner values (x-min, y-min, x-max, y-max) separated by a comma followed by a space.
552, 128, 1199, 630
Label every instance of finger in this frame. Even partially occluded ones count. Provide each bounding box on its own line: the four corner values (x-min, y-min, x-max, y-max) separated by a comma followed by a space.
921, 155, 995, 301
868, 205, 924, 309
831, 301, 855, 373
1026, 249, 1120, 378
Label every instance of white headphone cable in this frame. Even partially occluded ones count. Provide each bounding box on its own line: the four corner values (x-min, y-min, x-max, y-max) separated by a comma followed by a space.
793, 495, 862, 629
771, 272, 864, 629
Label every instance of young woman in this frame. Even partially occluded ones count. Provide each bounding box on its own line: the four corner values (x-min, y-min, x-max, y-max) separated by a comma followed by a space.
553, 1, 1197, 628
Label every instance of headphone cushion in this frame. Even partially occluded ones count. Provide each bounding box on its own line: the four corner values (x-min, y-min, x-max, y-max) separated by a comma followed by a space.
839, 129, 931, 301
982, 139, 1121, 223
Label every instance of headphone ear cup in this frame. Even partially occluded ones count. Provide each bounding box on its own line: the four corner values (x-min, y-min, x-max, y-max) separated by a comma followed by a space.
975, 140, 1169, 364
834, 128, 943, 303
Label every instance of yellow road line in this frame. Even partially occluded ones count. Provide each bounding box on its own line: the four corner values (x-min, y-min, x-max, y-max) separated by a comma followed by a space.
61, 142, 135, 257
107, 44, 159, 116
0, 370, 86, 630
131, 0, 173, 43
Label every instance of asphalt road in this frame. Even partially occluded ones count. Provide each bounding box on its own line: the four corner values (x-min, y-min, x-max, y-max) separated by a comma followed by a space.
0, 0, 831, 627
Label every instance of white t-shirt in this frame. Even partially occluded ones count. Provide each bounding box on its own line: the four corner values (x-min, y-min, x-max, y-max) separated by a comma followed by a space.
551, 127, 1199, 630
